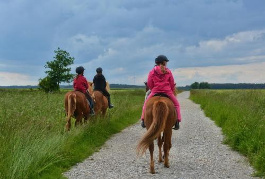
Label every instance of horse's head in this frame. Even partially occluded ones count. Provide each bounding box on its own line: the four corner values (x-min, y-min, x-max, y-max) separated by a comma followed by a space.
106, 81, 110, 92
87, 81, 94, 95
144, 81, 149, 92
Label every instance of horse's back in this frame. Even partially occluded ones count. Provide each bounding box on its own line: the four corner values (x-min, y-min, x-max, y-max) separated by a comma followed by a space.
65, 91, 89, 112
145, 96, 176, 126
94, 91, 108, 103
146, 96, 175, 113
93, 90, 108, 115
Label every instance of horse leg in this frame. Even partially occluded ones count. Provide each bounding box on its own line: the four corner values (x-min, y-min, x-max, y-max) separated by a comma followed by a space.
149, 142, 155, 174
65, 115, 71, 131
84, 115, 88, 123
75, 114, 82, 127
163, 130, 172, 168
157, 133, 163, 163
102, 109, 107, 118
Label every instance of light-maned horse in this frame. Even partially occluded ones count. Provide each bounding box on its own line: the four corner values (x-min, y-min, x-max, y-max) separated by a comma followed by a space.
64, 82, 94, 131
137, 96, 177, 174
91, 81, 110, 117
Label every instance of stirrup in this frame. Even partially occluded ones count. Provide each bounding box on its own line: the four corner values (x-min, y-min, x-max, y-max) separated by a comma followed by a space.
90, 109, 95, 116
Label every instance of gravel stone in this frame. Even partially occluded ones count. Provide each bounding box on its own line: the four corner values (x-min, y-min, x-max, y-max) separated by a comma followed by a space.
64, 91, 257, 179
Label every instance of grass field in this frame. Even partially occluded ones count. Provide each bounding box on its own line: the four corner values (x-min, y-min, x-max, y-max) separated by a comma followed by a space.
190, 89, 265, 177
0, 88, 145, 179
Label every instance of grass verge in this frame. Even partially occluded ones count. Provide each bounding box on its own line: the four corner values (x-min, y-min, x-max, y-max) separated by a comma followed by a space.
190, 89, 265, 177
0, 89, 144, 178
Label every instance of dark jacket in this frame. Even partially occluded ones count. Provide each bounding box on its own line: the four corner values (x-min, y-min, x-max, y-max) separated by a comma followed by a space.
93, 74, 106, 91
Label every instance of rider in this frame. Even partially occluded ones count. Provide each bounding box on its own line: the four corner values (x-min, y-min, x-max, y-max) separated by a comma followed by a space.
93, 67, 114, 109
73, 66, 95, 115
140, 55, 181, 130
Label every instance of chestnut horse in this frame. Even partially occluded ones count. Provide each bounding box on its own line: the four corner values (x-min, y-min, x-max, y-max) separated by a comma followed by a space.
137, 96, 177, 174
92, 91, 108, 117
91, 81, 110, 117
64, 82, 94, 131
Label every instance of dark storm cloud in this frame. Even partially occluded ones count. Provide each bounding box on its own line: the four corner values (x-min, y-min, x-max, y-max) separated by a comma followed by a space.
0, 0, 265, 85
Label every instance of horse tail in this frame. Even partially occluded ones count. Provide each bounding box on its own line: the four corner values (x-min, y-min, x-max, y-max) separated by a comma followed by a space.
137, 100, 169, 156
65, 92, 77, 130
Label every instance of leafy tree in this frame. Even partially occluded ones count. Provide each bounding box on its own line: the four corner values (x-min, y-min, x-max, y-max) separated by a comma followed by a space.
190, 81, 211, 89
38, 76, 59, 93
199, 82, 211, 89
191, 82, 199, 89
39, 48, 75, 92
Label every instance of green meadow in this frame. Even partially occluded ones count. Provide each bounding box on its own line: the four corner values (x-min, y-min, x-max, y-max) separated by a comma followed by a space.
0, 89, 145, 179
190, 89, 265, 177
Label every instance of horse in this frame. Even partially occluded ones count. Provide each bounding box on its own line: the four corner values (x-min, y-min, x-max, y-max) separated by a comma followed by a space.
64, 82, 94, 131
89, 81, 110, 118
137, 95, 177, 174
92, 90, 108, 117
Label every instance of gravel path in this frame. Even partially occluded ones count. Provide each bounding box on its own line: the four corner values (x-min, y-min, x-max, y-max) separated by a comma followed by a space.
64, 91, 256, 179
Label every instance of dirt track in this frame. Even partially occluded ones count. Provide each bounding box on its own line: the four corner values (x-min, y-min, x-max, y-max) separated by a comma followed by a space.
64, 91, 256, 179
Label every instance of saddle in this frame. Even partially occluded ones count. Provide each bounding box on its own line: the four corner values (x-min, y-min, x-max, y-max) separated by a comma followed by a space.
153, 93, 170, 99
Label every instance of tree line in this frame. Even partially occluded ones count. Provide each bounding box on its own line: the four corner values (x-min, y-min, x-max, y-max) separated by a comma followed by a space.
184, 82, 265, 90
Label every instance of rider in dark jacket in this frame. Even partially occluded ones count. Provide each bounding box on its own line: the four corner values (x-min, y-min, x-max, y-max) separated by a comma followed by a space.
93, 67, 114, 108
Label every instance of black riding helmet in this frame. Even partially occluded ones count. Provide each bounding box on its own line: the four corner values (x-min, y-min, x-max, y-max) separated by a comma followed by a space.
96, 67, 103, 73
155, 55, 169, 64
76, 66, 85, 74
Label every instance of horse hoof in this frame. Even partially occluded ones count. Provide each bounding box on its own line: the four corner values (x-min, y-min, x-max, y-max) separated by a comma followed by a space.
150, 170, 155, 174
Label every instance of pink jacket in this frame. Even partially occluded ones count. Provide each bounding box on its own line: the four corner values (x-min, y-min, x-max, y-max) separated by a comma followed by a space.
147, 65, 175, 94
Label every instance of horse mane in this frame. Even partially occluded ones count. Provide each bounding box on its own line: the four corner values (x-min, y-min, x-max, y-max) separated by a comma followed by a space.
106, 81, 110, 92
137, 100, 169, 156
88, 80, 110, 92
87, 80, 93, 95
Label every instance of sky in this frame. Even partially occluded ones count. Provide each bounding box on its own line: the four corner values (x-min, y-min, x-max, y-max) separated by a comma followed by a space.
1, 0, 265, 86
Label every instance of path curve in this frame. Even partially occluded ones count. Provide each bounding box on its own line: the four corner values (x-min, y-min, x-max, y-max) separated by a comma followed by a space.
64, 91, 256, 179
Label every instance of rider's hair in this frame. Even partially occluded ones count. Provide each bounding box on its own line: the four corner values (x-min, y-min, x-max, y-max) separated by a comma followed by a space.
159, 61, 167, 74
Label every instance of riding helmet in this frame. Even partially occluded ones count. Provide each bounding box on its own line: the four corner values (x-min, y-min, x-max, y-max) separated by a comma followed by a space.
76, 66, 85, 74
155, 55, 169, 64
96, 67, 103, 73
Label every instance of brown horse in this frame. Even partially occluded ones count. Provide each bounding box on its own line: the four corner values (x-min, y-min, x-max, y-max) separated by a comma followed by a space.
92, 91, 108, 117
90, 81, 110, 118
137, 96, 177, 174
64, 91, 91, 131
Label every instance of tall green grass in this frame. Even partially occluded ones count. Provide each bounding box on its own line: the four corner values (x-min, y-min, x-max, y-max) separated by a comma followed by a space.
190, 89, 265, 177
0, 89, 145, 178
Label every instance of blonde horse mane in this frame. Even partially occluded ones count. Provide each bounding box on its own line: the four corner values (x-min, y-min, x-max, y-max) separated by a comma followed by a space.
87, 80, 110, 92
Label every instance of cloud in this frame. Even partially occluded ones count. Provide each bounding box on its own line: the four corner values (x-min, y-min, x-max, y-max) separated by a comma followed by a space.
0, 0, 265, 86
172, 62, 265, 86
0, 72, 38, 86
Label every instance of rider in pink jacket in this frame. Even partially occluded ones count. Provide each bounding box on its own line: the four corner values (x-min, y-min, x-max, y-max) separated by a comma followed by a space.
140, 55, 181, 130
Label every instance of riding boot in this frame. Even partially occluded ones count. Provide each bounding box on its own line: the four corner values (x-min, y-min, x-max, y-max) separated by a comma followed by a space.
172, 121, 179, 130
107, 96, 114, 108
141, 119, 146, 128
87, 99, 95, 115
